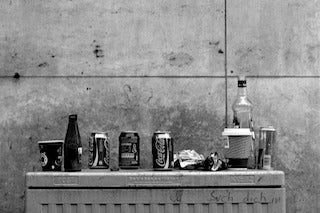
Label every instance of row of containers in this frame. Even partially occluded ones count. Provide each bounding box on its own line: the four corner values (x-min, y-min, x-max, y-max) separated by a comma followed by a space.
38, 130, 173, 171
38, 115, 276, 172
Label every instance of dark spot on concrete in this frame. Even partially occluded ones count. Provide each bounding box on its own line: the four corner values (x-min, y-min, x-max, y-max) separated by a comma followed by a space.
93, 44, 104, 58
170, 56, 176, 61
38, 62, 49, 68
86, 87, 91, 91
218, 49, 224, 54
13, 72, 20, 79
111, 7, 133, 14
146, 91, 153, 103
230, 70, 234, 74
81, 72, 84, 75
11, 53, 18, 59
164, 52, 194, 67
20, 193, 25, 200
308, 55, 315, 63
124, 84, 132, 92
209, 41, 220, 46
51, 55, 55, 58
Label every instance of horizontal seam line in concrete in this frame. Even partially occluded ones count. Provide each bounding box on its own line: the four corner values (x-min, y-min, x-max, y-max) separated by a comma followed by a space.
1, 75, 320, 78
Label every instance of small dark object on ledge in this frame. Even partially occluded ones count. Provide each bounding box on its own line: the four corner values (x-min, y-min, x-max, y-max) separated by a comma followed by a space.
203, 152, 227, 171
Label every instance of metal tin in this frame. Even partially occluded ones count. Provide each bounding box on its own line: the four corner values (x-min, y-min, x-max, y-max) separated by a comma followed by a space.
38, 140, 64, 171
88, 132, 110, 169
119, 131, 140, 169
152, 131, 174, 170
258, 126, 276, 170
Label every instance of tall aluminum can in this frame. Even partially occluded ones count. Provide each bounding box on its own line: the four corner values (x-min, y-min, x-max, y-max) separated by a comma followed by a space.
258, 126, 276, 170
88, 132, 110, 169
152, 131, 173, 170
119, 131, 140, 169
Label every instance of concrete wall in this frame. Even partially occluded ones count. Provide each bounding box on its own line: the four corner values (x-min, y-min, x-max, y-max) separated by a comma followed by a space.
227, 1, 320, 212
0, 0, 319, 212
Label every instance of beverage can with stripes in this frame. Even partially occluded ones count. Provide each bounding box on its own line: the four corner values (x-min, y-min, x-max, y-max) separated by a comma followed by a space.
88, 132, 110, 169
152, 131, 174, 170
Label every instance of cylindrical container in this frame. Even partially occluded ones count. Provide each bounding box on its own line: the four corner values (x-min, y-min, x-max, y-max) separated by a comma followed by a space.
119, 131, 140, 169
64, 114, 82, 172
258, 126, 276, 170
222, 128, 253, 169
38, 140, 64, 171
152, 131, 174, 170
89, 132, 110, 169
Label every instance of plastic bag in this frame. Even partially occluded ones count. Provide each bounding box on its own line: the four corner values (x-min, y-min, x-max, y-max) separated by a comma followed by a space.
174, 150, 205, 170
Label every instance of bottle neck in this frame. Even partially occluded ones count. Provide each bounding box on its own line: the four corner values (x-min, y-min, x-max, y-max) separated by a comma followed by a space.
237, 86, 247, 96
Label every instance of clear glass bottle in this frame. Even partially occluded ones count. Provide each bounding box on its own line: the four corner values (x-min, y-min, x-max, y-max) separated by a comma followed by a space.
64, 114, 82, 172
232, 76, 253, 129
232, 76, 256, 169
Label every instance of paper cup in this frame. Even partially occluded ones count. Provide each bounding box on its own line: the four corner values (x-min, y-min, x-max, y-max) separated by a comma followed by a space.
222, 128, 253, 169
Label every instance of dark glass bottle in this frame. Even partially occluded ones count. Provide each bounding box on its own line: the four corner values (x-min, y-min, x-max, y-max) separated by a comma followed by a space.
64, 114, 82, 172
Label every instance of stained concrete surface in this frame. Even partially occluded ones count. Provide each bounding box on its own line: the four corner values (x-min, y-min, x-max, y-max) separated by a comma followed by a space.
0, 0, 224, 77
0, 0, 320, 212
228, 0, 320, 77
227, 0, 320, 212
0, 78, 226, 212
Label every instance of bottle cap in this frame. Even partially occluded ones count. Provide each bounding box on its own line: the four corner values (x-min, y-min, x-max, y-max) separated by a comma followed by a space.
238, 80, 246, 87
237, 76, 247, 87
69, 114, 78, 120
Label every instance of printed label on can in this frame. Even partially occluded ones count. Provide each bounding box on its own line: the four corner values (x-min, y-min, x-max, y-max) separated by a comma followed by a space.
88, 137, 94, 166
89, 133, 110, 168
153, 132, 173, 170
155, 138, 167, 168
119, 133, 139, 167
40, 152, 48, 167
103, 140, 109, 165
